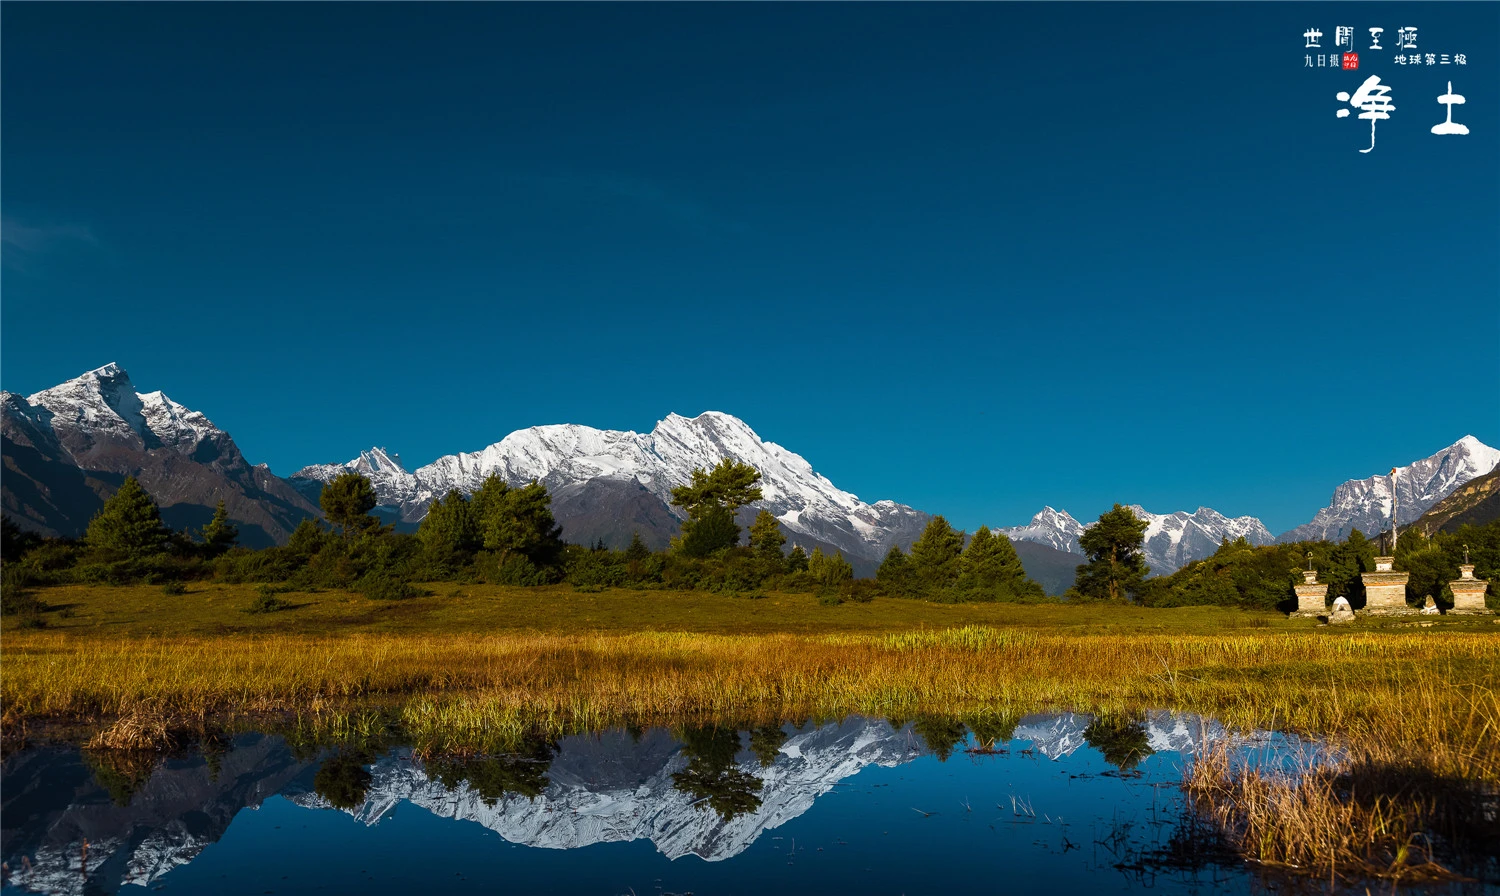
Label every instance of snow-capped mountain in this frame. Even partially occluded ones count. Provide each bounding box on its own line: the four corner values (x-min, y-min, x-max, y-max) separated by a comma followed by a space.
1278, 435, 1500, 544
1128, 505, 1275, 575
1, 364, 317, 545
998, 507, 1087, 555
294, 412, 932, 570
998, 505, 1273, 575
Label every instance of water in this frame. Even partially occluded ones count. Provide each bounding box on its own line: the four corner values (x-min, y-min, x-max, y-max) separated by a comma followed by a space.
0, 713, 1488, 895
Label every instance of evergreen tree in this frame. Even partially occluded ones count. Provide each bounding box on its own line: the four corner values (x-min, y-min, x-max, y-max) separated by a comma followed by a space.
1074, 504, 1149, 602
285, 517, 328, 559
748, 509, 786, 560
419, 490, 481, 562
480, 479, 565, 567
786, 544, 809, 573
677, 504, 741, 558
1326, 528, 1375, 607
807, 548, 853, 589
199, 500, 239, 556
320, 472, 379, 540
670, 460, 763, 555
85, 476, 171, 559
907, 515, 965, 595
876, 544, 915, 597
2, 516, 41, 562
624, 531, 652, 561
959, 526, 1042, 600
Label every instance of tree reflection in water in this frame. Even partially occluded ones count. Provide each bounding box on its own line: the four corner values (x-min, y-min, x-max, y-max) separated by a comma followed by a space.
424, 736, 558, 803
671, 725, 764, 821
314, 750, 374, 810
1083, 713, 1155, 772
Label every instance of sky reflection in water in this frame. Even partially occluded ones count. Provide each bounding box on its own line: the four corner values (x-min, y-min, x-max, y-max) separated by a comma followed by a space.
0, 712, 1448, 896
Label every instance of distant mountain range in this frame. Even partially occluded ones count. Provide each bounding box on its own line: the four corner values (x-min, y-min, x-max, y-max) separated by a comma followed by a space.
998, 505, 1275, 576
3, 364, 1496, 581
992, 436, 1499, 574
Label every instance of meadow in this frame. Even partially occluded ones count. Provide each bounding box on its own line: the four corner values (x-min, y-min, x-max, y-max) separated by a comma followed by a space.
5, 582, 1498, 881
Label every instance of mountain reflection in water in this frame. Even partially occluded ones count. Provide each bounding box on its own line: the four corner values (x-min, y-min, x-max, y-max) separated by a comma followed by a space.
2, 712, 1395, 896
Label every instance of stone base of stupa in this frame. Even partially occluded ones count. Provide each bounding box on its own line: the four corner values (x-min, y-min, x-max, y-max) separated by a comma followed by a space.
1290, 583, 1328, 618
1361, 562, 1414, 615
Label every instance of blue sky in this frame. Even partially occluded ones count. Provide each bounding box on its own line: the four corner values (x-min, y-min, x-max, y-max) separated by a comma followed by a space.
3, 3, 1496, 535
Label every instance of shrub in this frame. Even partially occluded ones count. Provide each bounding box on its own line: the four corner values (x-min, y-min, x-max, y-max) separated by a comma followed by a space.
817, 590, 843, 606
476, 552, 550, 587
160, 582, 187, 595
246, 586, 292, 614
2, 566, 46, 617
357, 571, 422, 601
573, 583, 606, 594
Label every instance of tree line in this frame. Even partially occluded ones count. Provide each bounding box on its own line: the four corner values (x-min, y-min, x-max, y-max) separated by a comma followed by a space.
3, 465, 1494, 617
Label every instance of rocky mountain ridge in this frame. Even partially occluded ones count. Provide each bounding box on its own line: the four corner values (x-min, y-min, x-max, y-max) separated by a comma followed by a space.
1, 364, 317, 545
1277, 436, 1500, 544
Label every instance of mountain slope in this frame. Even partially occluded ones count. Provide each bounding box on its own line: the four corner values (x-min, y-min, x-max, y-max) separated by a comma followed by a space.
1, 364, 319, 546
1412, 465, 1500, 533
1278, 436, 1500, 543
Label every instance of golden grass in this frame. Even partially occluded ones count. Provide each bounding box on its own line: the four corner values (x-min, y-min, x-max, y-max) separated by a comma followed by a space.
6, 584, 1498, 881
1186, 676, 1500, 882
5, 624, 1497, 778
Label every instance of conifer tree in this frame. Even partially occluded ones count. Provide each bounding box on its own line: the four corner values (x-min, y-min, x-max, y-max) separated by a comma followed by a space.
1074, 504, 1149, 602
419, 490, 480, 563
958, 526, 1042, 600
320, 472, 379, 540
199, 500, 239, 556
907, 515, 965, 595
671, 460, 763, 555
85, 476, 171, 559
808, 548, 853, 589
480, 479, 565, 567
876, 544, 915, 597
786, 544, 809, 573
748, 510, 786, 560
624, 531, 652, 561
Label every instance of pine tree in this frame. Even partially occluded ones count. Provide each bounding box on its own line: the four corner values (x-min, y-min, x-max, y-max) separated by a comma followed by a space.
85, 476, 172, 559
480, 479, 565, 567
786, 545, 809, 572
419, 490, 480, 563
671, 460, 763, 556
748, 510, 786, 560
907, 516, 965, 595
959, 526, 1042, 600
876, 545, 914, 597
624, 531, 652, 561
808, 548, 853, 588
1075, 504, 1149, 602
320, 472, 379, 540
199, 500, 239, 556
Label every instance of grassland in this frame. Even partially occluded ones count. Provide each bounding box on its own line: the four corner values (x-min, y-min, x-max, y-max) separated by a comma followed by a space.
6, 582, 1498, 881
3, 583, 1496, 766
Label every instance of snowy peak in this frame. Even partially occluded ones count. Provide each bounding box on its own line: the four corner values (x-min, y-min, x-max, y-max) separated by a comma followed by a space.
998, 506, 1086, 555
27, 362, 149, 443
1279, 435, 1500, 543
1126, 505, 1274, 575
294, 411, 925, 563
17, 363, 234, 460
997, 504, 1272, 575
